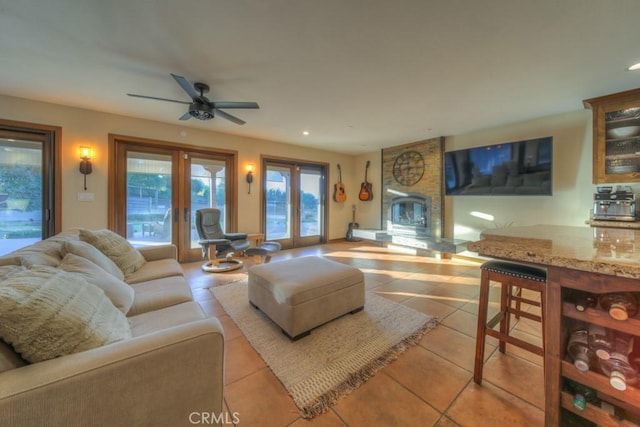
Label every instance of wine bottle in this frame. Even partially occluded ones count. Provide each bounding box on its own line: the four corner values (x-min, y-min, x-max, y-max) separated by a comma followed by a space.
568, 290, 598, 312
598, 331, 638, 391
564, 378, 600, 410
588, 324, 613, 360
567, 329, 597, 372
598, 292, 639, 321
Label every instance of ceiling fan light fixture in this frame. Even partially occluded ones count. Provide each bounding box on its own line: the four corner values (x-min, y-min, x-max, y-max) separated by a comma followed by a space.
189, 103, 215, 120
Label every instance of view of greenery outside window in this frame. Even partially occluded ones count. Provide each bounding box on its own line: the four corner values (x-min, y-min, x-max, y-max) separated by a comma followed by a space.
0, 140, 43, 256
125, 170, 225, 245
265, 188, 318, 239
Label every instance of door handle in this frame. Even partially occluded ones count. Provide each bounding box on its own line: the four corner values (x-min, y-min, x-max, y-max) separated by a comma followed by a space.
174, 208, 179, 222
184, 208, 189, 222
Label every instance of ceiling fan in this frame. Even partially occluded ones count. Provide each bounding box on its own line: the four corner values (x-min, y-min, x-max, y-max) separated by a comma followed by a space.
127, 73, 259, 125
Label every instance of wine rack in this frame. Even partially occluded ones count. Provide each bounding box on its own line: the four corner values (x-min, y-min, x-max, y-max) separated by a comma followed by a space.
560, 297, 640, 426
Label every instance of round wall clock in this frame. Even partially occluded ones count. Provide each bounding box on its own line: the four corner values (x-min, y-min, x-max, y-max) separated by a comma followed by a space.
392, 150, 425, 186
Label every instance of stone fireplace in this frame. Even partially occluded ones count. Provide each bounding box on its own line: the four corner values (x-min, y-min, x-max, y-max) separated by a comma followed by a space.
387, 192, 432, 237
382, 137, 444, 239
353, 137, 466, 254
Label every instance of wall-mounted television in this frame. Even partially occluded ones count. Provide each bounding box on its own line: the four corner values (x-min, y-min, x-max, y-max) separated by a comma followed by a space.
444, 136, 552, 196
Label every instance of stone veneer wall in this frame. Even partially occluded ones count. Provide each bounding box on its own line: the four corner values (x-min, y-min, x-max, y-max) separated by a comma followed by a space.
381, 137, 444, 238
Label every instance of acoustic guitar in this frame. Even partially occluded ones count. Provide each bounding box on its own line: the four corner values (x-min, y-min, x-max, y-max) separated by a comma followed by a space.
358, 160, 373, 201
333, 163, 347, 203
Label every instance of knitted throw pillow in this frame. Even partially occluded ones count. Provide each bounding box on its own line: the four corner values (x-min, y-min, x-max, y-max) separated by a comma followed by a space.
79, 228, 146, 275
58, 253, 135, 314
61, 240, 125, 280
0, 266, 131, 363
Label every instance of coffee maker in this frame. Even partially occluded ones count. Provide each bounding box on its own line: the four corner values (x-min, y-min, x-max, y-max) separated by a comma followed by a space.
593, 186, 639, 221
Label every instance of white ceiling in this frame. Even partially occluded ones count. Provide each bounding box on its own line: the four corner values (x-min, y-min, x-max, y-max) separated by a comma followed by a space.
1, 0, 639, 154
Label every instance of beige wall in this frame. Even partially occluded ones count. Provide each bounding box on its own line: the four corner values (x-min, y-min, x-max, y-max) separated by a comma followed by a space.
0, 95, 359, 240
2, 94, 623, 249
444, 109, 598, 246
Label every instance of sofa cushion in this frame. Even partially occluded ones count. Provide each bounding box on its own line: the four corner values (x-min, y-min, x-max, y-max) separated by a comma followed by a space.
129, 301, 205, 337
0, 266, 131, 363
62, 240, 125, 281
79, 228, 146, 275
58, 253, 135, 314
125, 258, 184, 284
127, 276, 193, 316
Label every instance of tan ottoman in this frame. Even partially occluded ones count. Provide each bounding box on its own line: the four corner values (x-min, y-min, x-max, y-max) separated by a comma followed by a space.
248, 256, 365, 340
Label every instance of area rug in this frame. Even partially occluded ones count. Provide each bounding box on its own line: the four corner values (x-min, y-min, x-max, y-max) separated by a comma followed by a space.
210, 279, 438, 418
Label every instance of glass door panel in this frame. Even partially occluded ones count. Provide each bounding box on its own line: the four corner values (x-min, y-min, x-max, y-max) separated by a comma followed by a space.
265, 164, 292, 244
188, 157, 227, 251
125, 151, 174, 246
298, 167, 323, 243
0, 139, 43, 255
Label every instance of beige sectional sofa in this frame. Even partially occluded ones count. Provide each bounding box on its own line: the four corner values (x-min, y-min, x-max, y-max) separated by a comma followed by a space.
0, 230, 225, 426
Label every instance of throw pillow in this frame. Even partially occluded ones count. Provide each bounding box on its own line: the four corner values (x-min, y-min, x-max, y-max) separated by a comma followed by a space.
0, 266, 131, 363
79, 228, 146, 275
58, 253, 135, 314
61, 240, 125, 280
0, 265, 27, 281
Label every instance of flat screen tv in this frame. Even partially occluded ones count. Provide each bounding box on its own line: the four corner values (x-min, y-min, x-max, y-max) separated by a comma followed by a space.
444, 136, 552, 196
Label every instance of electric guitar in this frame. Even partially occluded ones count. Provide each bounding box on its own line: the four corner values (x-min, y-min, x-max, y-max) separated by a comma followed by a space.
358, 160, 373, 201
346, 204, 360, 241
333, 163, 347, 203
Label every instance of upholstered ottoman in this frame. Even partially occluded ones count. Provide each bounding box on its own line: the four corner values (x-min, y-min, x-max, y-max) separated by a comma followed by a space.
248, 256, 365, 340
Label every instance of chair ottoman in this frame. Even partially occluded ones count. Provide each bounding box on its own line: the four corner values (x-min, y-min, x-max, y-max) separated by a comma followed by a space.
248, 256, 365, 340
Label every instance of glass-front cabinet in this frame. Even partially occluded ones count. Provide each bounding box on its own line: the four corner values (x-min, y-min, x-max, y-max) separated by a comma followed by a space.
585, 88, 640, 184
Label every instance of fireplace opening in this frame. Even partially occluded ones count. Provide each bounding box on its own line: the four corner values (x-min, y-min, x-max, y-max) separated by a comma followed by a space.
387, 193, 432, 237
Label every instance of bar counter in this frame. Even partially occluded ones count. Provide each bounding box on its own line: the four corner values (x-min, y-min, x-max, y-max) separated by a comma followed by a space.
467, 224, 640, 279
468, 224, 640, 426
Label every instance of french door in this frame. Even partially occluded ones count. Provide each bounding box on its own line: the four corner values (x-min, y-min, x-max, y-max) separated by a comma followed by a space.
263, 159, 327, 249
0, 120, 60, 256
109, 136, 236, 262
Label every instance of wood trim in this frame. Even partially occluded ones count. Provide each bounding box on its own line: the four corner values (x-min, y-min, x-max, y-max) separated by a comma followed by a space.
108, 133, 237, 156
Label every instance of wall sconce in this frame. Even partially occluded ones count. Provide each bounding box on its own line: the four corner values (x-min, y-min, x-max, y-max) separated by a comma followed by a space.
246, 163, 254, 194
79, 146, 93, 191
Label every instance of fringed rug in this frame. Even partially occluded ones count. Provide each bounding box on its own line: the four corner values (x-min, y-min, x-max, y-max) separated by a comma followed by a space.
210, 279, 438, 418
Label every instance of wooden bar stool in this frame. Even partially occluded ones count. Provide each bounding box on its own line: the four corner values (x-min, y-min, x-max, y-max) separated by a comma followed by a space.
474, 260, 546, 385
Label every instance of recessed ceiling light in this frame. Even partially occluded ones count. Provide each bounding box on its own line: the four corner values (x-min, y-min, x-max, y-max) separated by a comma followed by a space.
302, 131, 309, 136
627, 62, 640, 71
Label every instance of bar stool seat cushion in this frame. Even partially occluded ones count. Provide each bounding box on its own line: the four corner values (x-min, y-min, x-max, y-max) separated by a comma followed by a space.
481, 260, 546, 282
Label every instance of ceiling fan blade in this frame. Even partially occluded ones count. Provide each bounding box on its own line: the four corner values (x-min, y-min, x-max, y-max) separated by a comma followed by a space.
171, 73, 199, 99
213, 101, 259, 109
179, 111, 192, 121
127, 93, 191, 105
215, 109, 246, 125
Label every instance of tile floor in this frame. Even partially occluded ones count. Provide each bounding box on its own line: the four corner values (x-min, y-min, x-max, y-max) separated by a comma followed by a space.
183, 241, 545, 427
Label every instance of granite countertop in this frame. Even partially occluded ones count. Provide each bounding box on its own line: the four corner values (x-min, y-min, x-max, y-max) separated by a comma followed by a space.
585, 219, 640, 229
466, 224, 640, 279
